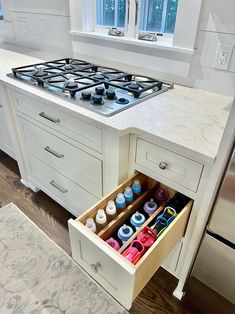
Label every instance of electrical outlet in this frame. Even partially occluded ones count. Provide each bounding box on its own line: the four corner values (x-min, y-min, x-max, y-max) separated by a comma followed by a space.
214, 43, 234, 70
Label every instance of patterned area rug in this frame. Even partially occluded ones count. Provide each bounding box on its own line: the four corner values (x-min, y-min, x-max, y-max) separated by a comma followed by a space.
0, 203, 127, 314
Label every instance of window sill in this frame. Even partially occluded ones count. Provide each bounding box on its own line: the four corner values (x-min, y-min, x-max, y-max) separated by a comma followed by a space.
69, 30, 194, 55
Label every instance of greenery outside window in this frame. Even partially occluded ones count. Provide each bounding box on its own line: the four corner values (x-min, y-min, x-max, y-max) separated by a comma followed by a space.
96, 0, 127, 28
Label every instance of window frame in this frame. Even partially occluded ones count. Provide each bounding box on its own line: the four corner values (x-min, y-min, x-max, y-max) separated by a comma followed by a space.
69, 0, 202, 52
0, 0, 4, 20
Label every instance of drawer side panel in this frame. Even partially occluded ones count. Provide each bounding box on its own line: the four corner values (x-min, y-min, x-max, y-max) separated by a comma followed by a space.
133, 200, 193, 299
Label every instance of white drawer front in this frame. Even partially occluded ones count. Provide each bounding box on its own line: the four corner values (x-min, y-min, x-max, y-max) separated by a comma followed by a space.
136, 138, 203, 192
26, 153, 99, 217
19, 117, 102, 198
69, 220, 135, 309
11, 90, 102, 153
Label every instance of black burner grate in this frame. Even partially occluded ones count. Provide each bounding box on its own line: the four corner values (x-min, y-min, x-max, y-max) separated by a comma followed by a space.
10, 58, 164, 98
105, 74, 163, 98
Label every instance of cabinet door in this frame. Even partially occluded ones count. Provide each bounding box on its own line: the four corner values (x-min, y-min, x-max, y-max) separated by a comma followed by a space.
0, 106, 4, 150
0, 88, 15, 159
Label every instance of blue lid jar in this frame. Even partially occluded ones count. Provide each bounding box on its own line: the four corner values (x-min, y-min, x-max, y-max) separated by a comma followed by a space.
130, 212, 146, 229
117, 224, 134, 242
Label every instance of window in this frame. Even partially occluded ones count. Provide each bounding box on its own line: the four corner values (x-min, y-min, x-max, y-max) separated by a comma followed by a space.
96, 0, 127, 28
70, 0, 202, 52
96, 0, 178, 35
139, 0, 178, 34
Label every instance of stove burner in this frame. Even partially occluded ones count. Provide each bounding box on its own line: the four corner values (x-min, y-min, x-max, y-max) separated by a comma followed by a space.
116, 97, 129, 105
48, 77, 66, 83
93, 72, 105, 80
107, 74, 163, 98
32, 70, 48, 77
64, 81, 78, 89
71, 60, 89, 66
64, 64, 74, 71
128, 82, 140, 90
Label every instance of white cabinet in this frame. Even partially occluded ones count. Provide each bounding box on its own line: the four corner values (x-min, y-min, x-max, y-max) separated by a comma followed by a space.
0, 84, 15, 159
12, 90, 103, 153
135, 138, 203, 192
18, 117, 103, 198
26, 152, 99, 217
8, 89, 130, 216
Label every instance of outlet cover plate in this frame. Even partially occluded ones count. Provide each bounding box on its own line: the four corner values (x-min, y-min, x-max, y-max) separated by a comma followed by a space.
214, 43, 234, 70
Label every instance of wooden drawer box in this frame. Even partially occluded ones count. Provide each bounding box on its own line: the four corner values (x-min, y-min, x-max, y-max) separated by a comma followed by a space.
11, 90, 102, 153
68, 172, 193, 309
18, 117, 103, 198
135, 138, 203, 192
26, 152, 99, 217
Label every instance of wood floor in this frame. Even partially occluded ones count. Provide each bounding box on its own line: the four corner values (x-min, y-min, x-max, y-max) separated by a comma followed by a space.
1, 150, 234, 314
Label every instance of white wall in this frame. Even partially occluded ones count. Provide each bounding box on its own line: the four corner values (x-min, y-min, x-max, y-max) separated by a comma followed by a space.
189, 0, 235, 96
0, 0, 72, 56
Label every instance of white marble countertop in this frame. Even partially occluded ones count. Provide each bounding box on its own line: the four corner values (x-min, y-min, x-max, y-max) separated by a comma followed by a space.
0, 45, 233, 164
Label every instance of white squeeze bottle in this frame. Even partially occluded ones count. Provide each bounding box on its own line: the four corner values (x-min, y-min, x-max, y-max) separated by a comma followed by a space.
95, 209, 107, 232
85, 218, 97, 233
106, 200, 117, 222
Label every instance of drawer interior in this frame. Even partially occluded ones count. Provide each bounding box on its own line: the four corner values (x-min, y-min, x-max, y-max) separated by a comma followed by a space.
76, 172, 192, 265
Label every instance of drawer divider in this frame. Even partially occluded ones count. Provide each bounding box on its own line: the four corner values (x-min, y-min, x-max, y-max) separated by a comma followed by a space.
98, 184, 158, 240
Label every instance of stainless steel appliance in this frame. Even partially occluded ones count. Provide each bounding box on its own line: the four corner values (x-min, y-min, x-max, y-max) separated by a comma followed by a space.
7, 58, 173, 116
193, 145, 235, 304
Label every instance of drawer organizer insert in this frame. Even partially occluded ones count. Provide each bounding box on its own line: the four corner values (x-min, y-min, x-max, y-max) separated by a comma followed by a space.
78, 172, 192, 264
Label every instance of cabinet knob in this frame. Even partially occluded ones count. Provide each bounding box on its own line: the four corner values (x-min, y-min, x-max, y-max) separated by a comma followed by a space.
91, 262, 101, 273
159, 162, 167, 170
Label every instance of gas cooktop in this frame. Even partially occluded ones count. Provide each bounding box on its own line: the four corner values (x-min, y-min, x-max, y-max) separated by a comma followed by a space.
7, 58, 173, 117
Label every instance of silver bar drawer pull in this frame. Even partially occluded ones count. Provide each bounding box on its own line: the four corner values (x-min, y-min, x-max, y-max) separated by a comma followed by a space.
50, 180, 68, 193
44, 146, 64, 159
39, 112, 60, 123
159, 162, 168, 170
91, 262, 101, 273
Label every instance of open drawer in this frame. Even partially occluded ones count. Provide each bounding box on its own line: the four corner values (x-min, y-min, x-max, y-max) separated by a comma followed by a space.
68, 172, 193, 309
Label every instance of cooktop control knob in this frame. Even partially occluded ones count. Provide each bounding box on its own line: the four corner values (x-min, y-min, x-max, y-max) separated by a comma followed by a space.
92, 95, 103, 106
106, 88, 116, 100
81, 91, 92, 101
95, 86, 105, 95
